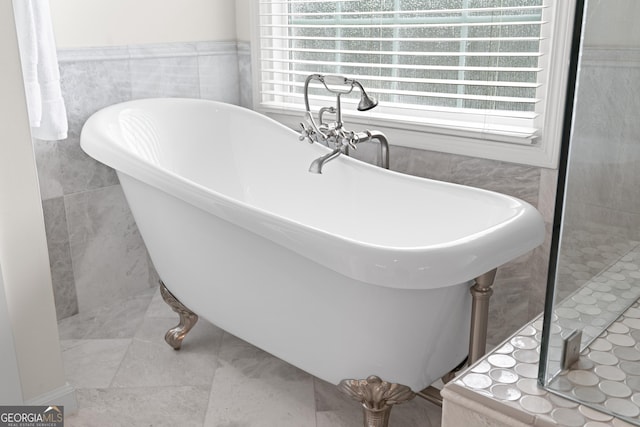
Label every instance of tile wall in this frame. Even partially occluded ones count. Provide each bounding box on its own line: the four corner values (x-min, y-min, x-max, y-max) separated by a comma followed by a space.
38, 39, 554, 346
557, 47, 640, 301
36, 41, 250, 320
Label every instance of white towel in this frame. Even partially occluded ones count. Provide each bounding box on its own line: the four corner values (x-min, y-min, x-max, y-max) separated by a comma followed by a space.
13, 0, 68, 141
13, 0, 41, 127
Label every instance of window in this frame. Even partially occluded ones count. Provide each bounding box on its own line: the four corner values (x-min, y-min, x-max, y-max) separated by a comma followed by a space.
252, 0, 576, 167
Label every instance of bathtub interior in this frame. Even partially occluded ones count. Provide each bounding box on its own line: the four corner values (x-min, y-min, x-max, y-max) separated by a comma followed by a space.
97, 99, 535, 250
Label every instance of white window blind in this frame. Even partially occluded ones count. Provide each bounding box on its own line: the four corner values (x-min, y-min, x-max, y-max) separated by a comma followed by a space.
256, 0, 553, 145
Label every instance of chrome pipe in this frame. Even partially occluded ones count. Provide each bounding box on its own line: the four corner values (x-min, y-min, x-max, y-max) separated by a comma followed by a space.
366, 130, 390, 170
303, 73, 323, 113
469, 269, 497, 364
318, 106, 336, 125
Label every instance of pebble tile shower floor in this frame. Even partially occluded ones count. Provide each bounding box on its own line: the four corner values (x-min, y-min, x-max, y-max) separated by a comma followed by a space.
58, 286, 443, 426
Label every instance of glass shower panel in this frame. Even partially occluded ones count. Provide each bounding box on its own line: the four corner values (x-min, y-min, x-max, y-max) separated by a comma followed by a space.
540, 0, 640, 424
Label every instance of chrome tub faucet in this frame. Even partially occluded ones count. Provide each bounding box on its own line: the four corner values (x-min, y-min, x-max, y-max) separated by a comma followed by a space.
299, 74, 390, 173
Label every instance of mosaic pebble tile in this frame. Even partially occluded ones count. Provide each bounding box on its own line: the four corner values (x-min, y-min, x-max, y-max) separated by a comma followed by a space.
449, 300, 640, 426
545, 243, 640, 392
554, 231, 640, 344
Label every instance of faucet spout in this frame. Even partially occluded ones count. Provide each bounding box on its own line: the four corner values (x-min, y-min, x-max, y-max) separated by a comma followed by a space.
309, 148, 342, 174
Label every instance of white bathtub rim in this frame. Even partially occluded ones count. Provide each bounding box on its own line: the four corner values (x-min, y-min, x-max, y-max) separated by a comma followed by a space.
80, 98, 545, 290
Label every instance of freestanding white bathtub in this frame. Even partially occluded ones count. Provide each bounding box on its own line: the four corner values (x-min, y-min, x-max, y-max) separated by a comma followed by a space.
81, 98, 543, 400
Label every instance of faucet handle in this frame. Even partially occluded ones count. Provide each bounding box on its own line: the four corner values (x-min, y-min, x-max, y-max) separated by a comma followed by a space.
299, 122, 314, 143
339, 136, 357, 151
341, 131, 358, 150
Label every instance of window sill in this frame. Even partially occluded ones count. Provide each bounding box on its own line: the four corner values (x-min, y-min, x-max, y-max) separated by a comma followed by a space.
259, 106, 559, 168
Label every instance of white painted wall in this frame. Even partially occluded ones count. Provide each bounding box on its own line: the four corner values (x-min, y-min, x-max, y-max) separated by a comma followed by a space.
0, 1, 67, 403
235, 0, 251, 42
49, 0, 639, 51
584, 0, 640, 47
49, 0, 237, 48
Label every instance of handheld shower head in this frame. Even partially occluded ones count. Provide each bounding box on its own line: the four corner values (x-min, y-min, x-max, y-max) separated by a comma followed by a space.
357, 91, 378, 111
353, 81, 378, 111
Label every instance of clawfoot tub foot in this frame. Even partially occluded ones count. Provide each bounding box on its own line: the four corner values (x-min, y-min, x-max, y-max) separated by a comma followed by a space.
338, 375, 415, 427
159, 281, 198, 350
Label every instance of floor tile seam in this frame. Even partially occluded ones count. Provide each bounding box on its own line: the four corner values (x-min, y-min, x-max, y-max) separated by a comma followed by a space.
141, 293, 175, 320
311, 377, 321, 427
142, 314, 177, 320
62, 316, 98, 341
59, 338, 84, 351
201, 332, 230, 427
71, 383, 213, 423
62, 337, 132, 343
60, 337, 133, 362
63, 336, 131, 374
106, 335, 137, 389
75, 384, 212, 392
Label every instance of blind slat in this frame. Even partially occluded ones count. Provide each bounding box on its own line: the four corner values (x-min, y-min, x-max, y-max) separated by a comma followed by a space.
262, 0, 358, 4
262, 58, 542, 73
262, 4, 544, 12
261, 71, 541, 88
262, 88, 539, 105
262, 35, 544, 43
266, 6, 546, 18
262, 46, 543, 58
259, 95, 538, 120
263, 20, 545, 29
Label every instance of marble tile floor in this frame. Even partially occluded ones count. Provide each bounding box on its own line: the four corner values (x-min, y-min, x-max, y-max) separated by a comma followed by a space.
58, 286, 443, 426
